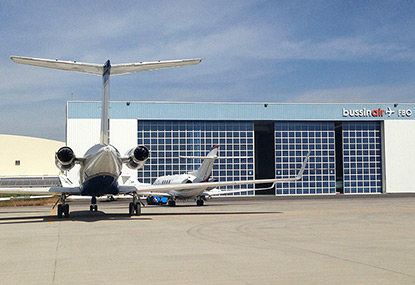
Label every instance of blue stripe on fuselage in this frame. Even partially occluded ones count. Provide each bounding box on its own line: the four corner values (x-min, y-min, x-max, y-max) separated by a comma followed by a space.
81, 175, 119, 196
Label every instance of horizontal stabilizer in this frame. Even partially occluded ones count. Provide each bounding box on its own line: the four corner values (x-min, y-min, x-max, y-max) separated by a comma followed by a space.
111, 59, 202, 75
179, 155, 249, 160
11, 56, 202, 76
180, 156, 217, 160
11, 56, 104, 75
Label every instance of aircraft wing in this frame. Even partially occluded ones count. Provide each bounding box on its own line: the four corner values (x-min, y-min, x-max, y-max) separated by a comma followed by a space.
118, 183, 173, 197
130, 176, 297, 195
124, 151, 310, 195
206, 185, 275, 196
49, 187, 81, 194
0, 195, 54, 201
134, 192, 173, 197
0, 187, 81, 195
118, 186, 140, 193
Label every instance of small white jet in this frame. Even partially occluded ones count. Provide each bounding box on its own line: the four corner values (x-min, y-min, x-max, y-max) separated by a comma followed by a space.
145, 145, 221, 206
125, 146, 310, 207
1, 55, 201, 217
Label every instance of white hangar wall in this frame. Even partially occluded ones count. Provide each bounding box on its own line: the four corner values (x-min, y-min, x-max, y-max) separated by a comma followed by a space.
67, 102, 415, 194
66, 118, 137, 185
383, 120, 415, 193
109, 119, 138, 181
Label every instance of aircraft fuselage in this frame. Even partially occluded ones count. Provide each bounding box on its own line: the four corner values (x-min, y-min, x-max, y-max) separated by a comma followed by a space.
153, 174, 208, 199
79, 144, 122, 196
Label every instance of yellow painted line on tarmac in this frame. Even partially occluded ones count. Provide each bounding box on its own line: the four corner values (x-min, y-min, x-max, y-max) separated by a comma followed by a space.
49, 207, 55, 224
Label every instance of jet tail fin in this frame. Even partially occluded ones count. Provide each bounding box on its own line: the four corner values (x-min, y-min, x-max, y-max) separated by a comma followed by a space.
187, 146, 219, 182
11, 55, 201, 146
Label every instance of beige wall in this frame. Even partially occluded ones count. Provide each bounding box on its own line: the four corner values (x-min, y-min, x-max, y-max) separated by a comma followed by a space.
383, 120, 415, 193
0, 135, 64, 176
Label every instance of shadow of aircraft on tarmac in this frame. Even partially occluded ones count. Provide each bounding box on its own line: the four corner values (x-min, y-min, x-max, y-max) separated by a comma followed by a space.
0, 210, 282, 224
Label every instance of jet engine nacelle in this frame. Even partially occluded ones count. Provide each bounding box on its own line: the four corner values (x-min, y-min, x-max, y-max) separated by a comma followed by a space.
125, 145, 149, 169
55, 146, 76, 171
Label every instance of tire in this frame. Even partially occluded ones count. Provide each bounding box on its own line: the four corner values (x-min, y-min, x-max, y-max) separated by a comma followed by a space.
94, 204, 98, 211
129, 202, 135, 216
64, 204, 70, 218
146, 196, 154, 205
135, 203, 141, 215
90, 205, 94, 212
168, 200, 176, 207
196, 199, 204, 206
57, 204, 63, 218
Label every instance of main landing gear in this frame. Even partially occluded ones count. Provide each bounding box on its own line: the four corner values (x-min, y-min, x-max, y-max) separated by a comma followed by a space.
166, 198, 205, 207
129, 193, 141, 216
56, 194, 70, 218
90, 196, 98, 212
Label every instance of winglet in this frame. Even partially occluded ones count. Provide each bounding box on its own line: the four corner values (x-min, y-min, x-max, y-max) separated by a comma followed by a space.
295, 151, 311, 180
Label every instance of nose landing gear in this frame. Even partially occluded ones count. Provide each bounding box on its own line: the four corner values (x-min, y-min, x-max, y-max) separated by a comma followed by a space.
90, 196, 98, 211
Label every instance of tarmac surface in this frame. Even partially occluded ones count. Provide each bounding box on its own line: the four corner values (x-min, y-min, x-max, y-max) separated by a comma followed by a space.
0, 194, 415, 284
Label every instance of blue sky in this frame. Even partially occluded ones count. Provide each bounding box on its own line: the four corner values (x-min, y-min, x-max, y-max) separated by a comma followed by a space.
1, 0, 414, 141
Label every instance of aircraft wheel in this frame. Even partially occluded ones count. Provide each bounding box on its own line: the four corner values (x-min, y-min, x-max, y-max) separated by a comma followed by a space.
90, 205, 94, 212
168, 200, 176, 207
196, 199, 204, 206
135, 203, 141, 216
94, 204, 98, 211
64, 204, 70, 218
129, 202, 135, 216
146, 196, 153, 205
57, 204, 63, 218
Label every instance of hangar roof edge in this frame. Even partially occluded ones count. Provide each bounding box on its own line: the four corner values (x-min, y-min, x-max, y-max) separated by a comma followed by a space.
67, 101, 415, 121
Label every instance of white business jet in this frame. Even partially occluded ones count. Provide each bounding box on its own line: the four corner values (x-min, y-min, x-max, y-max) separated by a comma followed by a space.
125, 146, 310, 207
2, 55, 201, 217
146, 145, 221, 206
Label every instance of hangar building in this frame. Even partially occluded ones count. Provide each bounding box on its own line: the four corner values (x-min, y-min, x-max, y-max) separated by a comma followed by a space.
0, 135, 63, 176
0, 135, 64, 188
66, 102, 415, 195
